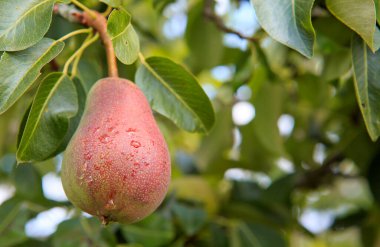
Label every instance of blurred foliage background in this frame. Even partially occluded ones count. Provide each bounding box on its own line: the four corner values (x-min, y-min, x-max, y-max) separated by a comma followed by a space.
1, 0, 380, 246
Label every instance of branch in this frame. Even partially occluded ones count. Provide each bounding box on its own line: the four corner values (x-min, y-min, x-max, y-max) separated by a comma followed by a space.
296, 153, 345, 189
83, 11, 118, 77
54, 4, 118, 77
203, 0, 258, 43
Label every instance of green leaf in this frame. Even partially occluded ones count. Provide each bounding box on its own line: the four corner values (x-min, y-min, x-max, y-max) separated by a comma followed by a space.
136, 56, 215, 133
53, 218, 115, 247
52, 77, 87, 156
13, 164, 44, 201
321, 50, 351, 81
0, 38, 64, 114
185, 1, 224, 71
77, 59, 104, 93
351, 35, 380, 141
152, 0, 176, 13
326, 0, 380, 51
107, 9, 140, 65
17, 104, 32, 148
251, 0, 315, 58
0, 154, 17, 176
0, 0, 55, 51
313, 16, 352, 49
16, 73, 78, 162
172, 202, 207, 236
21, 77, 86, 160
367, 151, 380, 204
239, 83, 285, 171
0, 198, 29, 247
122, 213, 175, 247
261, 174, 298, 206
100, 0, 128, 9
375, 0, 380, 24
195, 104, 234, 172
230, 222, 286, 247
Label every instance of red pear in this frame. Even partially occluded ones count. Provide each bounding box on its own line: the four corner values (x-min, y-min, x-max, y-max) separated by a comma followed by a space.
61, 77, 171, 224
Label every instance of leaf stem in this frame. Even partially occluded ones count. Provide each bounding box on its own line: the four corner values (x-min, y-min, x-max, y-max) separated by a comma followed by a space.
57, 28, 92, 42
63, 32, 99, 75
71, 0, 96, 19
138, 52, 146, 62
102, 6, 113, 17
70, 33, 93, 79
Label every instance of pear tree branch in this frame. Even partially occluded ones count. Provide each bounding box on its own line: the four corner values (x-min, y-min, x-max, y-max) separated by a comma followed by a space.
203, 0, 258, 43
54, 4, 119, 77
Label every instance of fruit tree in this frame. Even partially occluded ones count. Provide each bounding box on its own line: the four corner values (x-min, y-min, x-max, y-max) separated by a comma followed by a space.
1, 0, 380, 246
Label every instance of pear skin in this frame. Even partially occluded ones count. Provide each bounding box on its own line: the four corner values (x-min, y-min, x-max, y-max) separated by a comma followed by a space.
61, 77, 171, 224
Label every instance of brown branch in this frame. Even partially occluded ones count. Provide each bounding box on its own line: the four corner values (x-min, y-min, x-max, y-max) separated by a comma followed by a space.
54, 4, 118, 78
203, 0, 258, 43
83, 11, 118, 77
296, 153, 345, 189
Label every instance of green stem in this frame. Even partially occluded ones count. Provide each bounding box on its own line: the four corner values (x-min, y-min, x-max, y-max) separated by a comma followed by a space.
70, 33, 93, 79
71, 0, 97, 19
138, 52, 146, 62
63, 32, 99, 75
102, 6, 113, 17
57, 28, 92, 42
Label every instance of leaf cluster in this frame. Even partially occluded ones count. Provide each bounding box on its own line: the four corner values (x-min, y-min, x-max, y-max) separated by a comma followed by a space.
1, 0, 380, 246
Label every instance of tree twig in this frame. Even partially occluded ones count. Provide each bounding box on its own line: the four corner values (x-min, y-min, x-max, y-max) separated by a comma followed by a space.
54, 4, 119, 77
203, 0, 258, 43
296, 153, 345, 189
83, 11, 118, 77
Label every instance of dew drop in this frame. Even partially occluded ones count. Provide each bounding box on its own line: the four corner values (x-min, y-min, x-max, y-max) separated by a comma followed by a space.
130, 140, 141, 148
94, 165, 100, 170
134, 162, 140, 167
84, 152, 92, 160
99, 134, 111, 144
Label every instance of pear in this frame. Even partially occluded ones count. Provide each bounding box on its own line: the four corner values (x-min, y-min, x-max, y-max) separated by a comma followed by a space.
61, 77, 171, 224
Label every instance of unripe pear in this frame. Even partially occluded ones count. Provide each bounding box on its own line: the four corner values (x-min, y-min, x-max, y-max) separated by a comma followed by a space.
61, 77, 171, 224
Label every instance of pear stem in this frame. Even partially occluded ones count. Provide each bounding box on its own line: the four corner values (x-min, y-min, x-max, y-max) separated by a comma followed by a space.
83, 11, 119, 78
